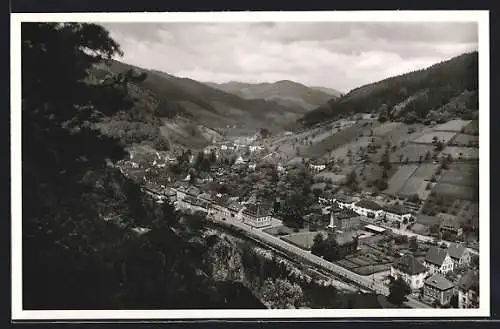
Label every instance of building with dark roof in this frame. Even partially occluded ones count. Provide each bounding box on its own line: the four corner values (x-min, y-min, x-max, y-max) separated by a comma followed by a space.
458, 270, 479, 308
334, 196, 354, 209
439, 216, 463, 237
384, 204, 412, 223
390, 254, 428, 290
328, 208, 361, 231
352, 199, 385, 219
447, 243, 471, 268
423, 273, 456, 306
242, 203, 272, 228
424, 246, 454, 275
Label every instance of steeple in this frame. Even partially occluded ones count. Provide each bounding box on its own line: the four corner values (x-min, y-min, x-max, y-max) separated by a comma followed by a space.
328, 209, 336, 230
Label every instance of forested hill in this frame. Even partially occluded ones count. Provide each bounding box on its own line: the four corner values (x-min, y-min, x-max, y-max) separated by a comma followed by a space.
298, 52, 478, 127
205, 80, 336, 111
93, 60, 307, 129
89, 60, 309, 151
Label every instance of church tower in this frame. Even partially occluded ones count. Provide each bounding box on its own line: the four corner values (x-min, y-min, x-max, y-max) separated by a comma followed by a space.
327, 209, 336, 230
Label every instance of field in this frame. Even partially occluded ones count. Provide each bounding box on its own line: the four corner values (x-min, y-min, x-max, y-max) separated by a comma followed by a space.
450, 133, 479, 147
280, 231, 328, 250
302, 121, 371, 158
441, 146, 479, 160
412, 163, 439, 180
263, 225, 310, 236
314, 171, 346, 184
462, 120, 479, 135
412, 131, 457, 145
353, 264, 391, 275
398, 177, 429, 198
355, 163, 396, 191
385, 165, 418, 195
432, 183, 478, 201
328, 137, 372, 159
372, 122, 404, 136
439, 163, 479, 187
333, 244, 396, 276
433, 119, 472, 132
390, 144, 435, 163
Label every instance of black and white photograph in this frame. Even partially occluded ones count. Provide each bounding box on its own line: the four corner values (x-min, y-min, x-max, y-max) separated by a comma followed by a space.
11, 11, 489, 320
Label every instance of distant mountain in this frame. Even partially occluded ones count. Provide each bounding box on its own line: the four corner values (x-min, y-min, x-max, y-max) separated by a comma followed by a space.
310, 86, 343, 98
299, 52, 478, 127
92, 60, 307, 150
206, 80, 334, 111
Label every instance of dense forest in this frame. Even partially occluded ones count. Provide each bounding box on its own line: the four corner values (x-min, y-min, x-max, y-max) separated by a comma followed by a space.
299, 52, 478, 127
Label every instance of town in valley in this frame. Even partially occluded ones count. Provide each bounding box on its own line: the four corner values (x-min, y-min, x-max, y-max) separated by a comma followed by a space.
21, 19, 481, 312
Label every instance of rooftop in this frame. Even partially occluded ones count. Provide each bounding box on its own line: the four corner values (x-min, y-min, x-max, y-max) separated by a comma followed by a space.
335, 208, 360, 220
425, 273, 455, 291
355, 199, 383, 211
243, 203, 272, 218
392, 254, 428, 275
335, 196, 354, 204
457, 270, 479, 292
425, 246, 449, 266
440, 217, 462, 230
447, 243, 467, 260
364, 224, 386, 233
385, 203, 411, 215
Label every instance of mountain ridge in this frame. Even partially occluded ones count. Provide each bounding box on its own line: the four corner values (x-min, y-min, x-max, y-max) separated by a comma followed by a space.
205, 80, 337, 111
298, 51, 478, 128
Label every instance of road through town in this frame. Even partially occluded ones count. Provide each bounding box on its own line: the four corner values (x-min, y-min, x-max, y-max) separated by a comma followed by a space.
208, 211, 431, 309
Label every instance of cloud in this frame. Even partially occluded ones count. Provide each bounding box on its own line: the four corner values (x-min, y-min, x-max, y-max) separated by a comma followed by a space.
101, 21, 477, 93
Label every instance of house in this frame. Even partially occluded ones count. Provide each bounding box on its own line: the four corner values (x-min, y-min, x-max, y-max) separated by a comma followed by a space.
384, 204, 413, 223
242, 203, 272, 228
328, 208, 361, 231
165, 189, 177, 203
457, 270, 479, 308
249, 145, 264, 153
186, 186, 201, 197
447, 243, 471, 269
423, 273, 456, 306
309, 160, 326, 173
227, 201, 245, 220
424, 246, 454, 275
176, 195, 209, 213
234, 155, 246, 165
248, 163, 257, 171
439, 215, 463, 237
334, 196, 355, 209
390, 254, 428, 291
352, 199, 385, 220
212, 194, 232, 218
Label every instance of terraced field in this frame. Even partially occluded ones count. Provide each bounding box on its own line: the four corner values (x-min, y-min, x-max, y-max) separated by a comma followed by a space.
441, 146, 479, 160
450, 133, 479, 147
385, 165, 419, 195
390, 144, 435, 163
433, 119, 472, 132
302, 121, 372, 158
412, 131, 457, 145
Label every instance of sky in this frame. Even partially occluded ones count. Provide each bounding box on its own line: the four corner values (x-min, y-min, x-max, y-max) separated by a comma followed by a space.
102, 21, 478, 93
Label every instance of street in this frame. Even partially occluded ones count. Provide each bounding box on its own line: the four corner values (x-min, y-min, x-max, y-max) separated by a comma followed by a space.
206, 209, 431, 308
